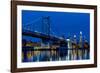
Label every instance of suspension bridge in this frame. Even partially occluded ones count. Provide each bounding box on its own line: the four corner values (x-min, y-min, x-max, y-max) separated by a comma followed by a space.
22, 16, 67, 44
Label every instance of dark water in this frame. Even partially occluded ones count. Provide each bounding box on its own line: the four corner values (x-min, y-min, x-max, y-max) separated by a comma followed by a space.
22, 47, 90, 62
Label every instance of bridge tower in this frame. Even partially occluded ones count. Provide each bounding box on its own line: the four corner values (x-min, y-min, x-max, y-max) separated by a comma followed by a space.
42, 16, 50, 35
41, 16, 51, 47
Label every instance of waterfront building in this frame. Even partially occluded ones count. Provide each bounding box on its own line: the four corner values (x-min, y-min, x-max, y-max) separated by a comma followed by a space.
78, 31, 83, 60
67, 38, 72, 60
79, 31, 83, 48
72, 35, 77, 60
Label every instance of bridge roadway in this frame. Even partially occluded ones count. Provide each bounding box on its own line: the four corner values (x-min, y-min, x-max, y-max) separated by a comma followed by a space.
22, 29, 67, 43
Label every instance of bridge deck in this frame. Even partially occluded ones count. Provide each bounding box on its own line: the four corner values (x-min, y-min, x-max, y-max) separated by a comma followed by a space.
22, 29, 67, 43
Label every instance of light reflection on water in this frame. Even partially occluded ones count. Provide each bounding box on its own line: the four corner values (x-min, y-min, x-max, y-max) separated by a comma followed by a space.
22, 47, 90, 62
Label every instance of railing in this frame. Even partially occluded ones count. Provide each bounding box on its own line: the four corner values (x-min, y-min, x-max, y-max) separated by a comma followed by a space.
22, 47, 90, 62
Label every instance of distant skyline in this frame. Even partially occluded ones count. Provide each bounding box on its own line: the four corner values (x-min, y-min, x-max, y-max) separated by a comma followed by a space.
22, 10, 90, 43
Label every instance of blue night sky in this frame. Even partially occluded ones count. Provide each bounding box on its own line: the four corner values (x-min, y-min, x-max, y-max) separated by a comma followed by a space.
22, 10, 90, 43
